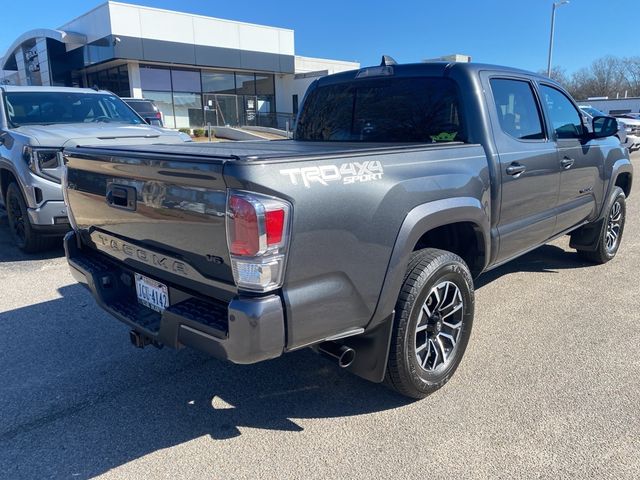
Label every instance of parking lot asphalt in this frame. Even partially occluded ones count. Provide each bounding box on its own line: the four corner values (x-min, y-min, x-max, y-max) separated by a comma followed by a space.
1, 155, 639, 480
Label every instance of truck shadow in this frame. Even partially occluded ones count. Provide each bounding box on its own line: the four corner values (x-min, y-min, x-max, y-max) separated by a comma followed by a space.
475, 244, 593, 289
0, 285, 409, 479
0, 242, 593, 479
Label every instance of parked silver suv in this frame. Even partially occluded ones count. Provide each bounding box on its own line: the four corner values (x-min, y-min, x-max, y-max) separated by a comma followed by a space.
0, 86, 189, 252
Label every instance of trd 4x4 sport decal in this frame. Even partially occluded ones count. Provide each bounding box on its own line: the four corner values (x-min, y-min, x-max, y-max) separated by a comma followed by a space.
280, 161, 384, 188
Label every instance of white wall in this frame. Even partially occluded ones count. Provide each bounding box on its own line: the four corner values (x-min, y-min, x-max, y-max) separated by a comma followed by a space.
578, 98, 640, 114
294, 55, 359, 74
59, 3, 112, 49
106, 1, 294, 56
127, 61, 142, 98
275, 55, 359, 115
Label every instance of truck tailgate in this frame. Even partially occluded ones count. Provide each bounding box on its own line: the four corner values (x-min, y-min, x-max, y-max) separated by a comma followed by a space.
64, 147, 234, 298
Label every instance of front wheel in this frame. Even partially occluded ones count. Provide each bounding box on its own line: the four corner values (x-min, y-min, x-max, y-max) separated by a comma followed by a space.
5, 182, 52, 253
576, 187, 626, 264
385, 248, 475, 399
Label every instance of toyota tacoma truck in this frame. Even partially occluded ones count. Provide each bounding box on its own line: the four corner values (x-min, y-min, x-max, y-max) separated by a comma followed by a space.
62, 59, 632, 399
0, 86, 189, 252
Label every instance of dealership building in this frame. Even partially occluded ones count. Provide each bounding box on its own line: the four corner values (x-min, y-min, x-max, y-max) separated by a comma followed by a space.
0, 2, 359, 129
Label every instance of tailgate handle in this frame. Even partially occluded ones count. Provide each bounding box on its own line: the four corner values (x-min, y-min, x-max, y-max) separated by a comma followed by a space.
106, 184, 136, 211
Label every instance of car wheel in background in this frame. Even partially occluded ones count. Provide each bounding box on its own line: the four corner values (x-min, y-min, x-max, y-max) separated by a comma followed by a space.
5, 182, 53, 253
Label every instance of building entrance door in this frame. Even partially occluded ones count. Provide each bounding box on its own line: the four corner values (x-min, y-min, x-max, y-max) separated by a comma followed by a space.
241, 95, 257, 126
204, 94, 239, 126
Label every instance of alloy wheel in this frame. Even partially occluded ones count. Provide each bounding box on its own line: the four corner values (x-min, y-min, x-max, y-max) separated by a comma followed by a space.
605, 200, 623, 253
7, 193, 26, 244
414, 280, 464, 372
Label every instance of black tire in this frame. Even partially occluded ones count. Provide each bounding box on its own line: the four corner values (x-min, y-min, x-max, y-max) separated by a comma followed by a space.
385, 248, 475, 399
576, 187, 626, 264
5, 182, 53, 253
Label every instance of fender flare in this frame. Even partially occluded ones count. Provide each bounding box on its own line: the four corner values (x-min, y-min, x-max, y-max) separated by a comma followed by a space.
608, 159, 633, 202
0, 161, 29, 205
368, 197, 490, 329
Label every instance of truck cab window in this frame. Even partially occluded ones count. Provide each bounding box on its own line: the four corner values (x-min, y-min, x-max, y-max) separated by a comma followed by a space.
540, 85, 585, 139
296, 77, 464, 143
490, 78, 545, 140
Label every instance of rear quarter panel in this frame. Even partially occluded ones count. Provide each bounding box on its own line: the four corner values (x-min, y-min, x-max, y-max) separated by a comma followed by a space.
224, 144, 491, 350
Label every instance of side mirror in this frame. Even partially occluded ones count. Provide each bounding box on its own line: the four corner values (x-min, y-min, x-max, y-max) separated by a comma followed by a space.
592, 116, 618, 138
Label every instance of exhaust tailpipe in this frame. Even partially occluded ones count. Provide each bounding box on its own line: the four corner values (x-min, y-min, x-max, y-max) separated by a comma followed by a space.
317, 342, 356, 368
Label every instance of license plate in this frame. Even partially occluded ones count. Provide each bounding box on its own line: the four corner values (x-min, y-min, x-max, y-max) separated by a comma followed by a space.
135, 273, 169, 312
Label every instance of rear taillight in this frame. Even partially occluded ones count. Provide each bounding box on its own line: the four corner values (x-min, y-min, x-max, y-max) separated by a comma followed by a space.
226, 190, 291, 292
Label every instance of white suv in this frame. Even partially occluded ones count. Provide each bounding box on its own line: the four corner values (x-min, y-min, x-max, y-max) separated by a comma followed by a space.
580, 105, 639, 150
0, 86, 189, 252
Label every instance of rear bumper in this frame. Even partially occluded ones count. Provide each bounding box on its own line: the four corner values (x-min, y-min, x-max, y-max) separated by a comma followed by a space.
64, 231, 285, 364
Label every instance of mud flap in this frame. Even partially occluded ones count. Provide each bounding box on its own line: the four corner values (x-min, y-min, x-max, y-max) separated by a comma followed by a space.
569, 219, 604, 252
344, 312, 394, 383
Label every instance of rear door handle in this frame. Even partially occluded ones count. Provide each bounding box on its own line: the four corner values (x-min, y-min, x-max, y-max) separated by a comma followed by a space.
561, 157, 575, 169
506, 163, 526, 176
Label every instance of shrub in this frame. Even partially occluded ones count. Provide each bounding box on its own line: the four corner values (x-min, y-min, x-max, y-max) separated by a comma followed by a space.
178, 128, 191, 135
192, 129, 205, 137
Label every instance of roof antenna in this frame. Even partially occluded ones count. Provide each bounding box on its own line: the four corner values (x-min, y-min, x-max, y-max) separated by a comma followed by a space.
380, 55, 397, 66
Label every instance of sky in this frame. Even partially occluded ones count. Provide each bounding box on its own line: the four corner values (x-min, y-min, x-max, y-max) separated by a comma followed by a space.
0, 0, 633, 74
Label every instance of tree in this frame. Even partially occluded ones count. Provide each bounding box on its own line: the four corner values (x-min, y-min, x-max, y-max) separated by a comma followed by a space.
540, 55, 636, 100
589, 56, 628, 98
622, 56, 640, 97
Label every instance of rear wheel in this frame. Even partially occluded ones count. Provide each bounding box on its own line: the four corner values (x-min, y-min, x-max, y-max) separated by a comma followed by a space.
5, 182, 52, 253
576, 187, 626, 264
385, 248, 474, 399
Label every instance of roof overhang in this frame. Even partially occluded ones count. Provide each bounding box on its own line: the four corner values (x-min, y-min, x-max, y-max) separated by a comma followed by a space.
1, 28, 87, 70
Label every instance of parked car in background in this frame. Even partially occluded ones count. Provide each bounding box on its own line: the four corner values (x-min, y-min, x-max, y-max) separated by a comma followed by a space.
614, 112, 640, 121
579, 105, 634, 149
121, 98, 164, 126
0, 86, 189, 252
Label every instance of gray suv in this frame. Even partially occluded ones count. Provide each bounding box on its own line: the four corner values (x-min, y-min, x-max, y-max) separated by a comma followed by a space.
0, 86, 189, 252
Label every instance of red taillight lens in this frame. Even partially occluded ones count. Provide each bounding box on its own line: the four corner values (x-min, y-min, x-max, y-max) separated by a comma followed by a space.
155, 112, 162, 119
226, 190, 291, 291
229, 195, 260, 256
265, 209, 285, 246
227, 192, 289, 257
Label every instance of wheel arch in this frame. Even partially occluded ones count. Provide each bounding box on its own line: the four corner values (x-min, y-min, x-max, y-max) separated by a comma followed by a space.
0, 167, 18, 203
368, 197, 490, 330
615, 171, 632, 198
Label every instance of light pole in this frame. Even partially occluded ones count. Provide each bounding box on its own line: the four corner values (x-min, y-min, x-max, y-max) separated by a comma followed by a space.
547, 0, 569, 77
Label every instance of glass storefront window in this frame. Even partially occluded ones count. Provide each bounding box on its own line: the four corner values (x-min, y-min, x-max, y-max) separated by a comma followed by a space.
235, 73, 256, 95
201, 71, 236, 94
171, 70, 201, 92
142, 90, 175, 128
173, 92, 203, 128
137, 68, 277, 129
86, 65, 130, 97
255, 74, 275, 95
140, 66, 171, 91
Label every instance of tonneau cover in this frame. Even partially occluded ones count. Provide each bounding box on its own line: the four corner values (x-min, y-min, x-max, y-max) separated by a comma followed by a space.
70, 139, 455, 162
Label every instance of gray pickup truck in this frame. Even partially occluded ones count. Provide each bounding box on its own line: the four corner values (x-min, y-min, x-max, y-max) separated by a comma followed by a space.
0, 86, 188, 252
62, 60, 632, 399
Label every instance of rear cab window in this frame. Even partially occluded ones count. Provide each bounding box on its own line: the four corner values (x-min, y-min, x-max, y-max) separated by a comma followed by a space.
489, 78, 545, 141
295, 76, 465, 143
126, 101, 156, 115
